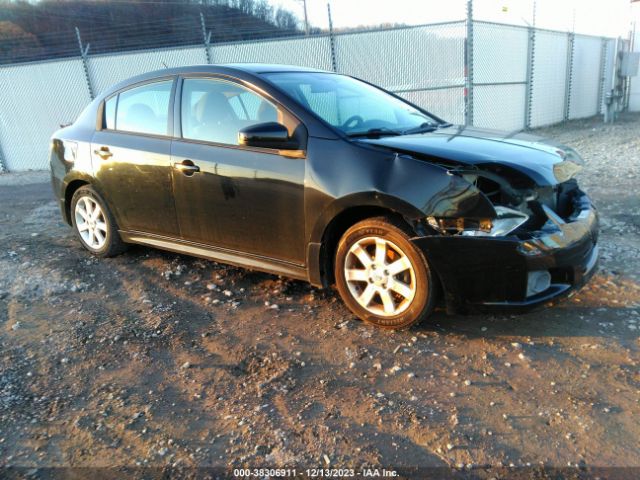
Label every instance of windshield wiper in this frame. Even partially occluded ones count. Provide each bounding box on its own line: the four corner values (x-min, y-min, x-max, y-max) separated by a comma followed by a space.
347, 127, 402, 138
347, 122, 452, 138
401, 122, 439, 135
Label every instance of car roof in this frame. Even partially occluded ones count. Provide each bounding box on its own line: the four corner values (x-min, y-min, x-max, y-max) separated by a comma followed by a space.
101, 63, 333, 99
161, 63, 330, 74
222, 63, 330, 74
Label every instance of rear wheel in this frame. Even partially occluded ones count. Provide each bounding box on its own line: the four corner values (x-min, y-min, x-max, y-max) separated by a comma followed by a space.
71, 185, 127, 257
335, 216, 437, 329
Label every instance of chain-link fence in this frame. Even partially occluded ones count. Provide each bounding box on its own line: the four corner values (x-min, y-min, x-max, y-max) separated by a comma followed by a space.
0, 17, 632, 172
630, 25, 640, 111
0, 58, 92, 173
472, 22, 528, 131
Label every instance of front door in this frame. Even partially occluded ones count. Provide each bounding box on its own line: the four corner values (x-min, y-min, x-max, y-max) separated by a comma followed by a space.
91, 78, 180, 237
170, 77, 306, 264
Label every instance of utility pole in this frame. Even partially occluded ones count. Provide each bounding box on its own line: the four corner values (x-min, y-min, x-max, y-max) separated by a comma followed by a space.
297, 0, 310, 35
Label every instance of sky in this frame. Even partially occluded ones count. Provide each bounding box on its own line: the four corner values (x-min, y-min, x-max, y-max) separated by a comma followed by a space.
270, 0, 634, 37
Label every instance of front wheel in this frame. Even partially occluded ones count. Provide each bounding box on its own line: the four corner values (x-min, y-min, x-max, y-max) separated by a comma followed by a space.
334, 216, 437, 329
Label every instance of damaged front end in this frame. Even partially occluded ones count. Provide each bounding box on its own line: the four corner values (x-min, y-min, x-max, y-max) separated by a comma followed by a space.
410, 155, 599, 313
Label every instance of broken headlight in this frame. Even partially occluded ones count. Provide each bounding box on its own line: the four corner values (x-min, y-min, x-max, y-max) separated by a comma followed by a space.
553, 160, 582, 183
553, 149, 583, 183
427, 206, 529, 237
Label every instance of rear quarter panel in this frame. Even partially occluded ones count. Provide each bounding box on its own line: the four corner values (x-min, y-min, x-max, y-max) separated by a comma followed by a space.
49, 101, 104, 225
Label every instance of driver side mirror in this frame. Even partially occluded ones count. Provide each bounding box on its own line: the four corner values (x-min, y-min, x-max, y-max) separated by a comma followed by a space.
238, 122, 297, 150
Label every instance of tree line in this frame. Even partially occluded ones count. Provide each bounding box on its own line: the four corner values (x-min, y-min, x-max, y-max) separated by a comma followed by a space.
0, 0, 303, 64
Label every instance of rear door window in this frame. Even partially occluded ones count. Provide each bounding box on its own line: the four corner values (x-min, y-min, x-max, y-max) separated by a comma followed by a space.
114, 80, 173, 136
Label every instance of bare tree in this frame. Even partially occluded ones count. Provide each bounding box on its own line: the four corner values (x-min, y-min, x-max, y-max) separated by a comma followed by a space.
274, 7, 298, 31
253, 0, 272, 22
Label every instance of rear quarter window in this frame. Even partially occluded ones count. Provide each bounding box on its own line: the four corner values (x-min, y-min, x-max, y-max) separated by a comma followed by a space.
104, 95, 116, 130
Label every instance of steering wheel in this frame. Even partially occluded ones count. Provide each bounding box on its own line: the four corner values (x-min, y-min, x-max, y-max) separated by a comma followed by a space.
342, 115, 364, 130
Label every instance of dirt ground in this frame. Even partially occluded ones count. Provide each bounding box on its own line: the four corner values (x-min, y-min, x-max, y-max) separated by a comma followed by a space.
0, 114, 639, 479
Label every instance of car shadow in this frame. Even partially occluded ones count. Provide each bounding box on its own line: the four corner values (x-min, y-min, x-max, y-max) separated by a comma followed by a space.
115, 245, 639, 342
417, 301, 638, 341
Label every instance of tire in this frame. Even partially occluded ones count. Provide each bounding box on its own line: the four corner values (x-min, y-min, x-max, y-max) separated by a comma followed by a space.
334, 216, 437, 330
70, 185, 127, 257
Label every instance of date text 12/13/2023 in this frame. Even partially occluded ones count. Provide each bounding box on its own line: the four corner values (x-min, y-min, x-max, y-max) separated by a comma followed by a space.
233, 468, 399, 477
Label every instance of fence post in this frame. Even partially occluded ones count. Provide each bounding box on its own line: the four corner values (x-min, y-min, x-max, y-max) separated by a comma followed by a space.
623, 22, 636, 111
597, 37, 607, 114
464, 0, 474, 126
0, 139, 6, 173
524, 0, 537, 129
327, 2, 338, 72
200, 12, 213, 64
75, 27, 94, 100
563, 32, 575, 121
524, 26, 536, 129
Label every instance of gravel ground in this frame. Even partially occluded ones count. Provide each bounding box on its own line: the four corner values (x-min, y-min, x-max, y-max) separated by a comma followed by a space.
0, 114, 639, 478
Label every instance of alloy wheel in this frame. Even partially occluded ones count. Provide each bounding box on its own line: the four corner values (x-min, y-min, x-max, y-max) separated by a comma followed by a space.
74, 196, 108, 250
343, 236, 417, 317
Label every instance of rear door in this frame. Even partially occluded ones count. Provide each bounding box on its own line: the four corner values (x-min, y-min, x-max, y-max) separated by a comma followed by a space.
91, 78, 180, 237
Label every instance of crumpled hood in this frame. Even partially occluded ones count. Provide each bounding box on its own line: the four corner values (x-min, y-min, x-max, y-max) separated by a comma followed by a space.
358, 125, 579, 186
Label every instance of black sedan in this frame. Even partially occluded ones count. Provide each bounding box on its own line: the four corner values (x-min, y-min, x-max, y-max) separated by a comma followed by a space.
50, 64, 598, 329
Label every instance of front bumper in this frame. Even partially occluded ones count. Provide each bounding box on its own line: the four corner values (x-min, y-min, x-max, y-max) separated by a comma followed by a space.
412, 191, 599, 313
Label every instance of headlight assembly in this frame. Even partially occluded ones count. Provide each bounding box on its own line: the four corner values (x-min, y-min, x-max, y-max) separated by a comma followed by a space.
553, 148, 583, 183
427, 206, 529, 238
553, 160, 582, 183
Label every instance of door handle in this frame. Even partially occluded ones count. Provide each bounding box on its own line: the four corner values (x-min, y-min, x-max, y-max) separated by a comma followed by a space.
173, 160, 200, 175
93, 146, 113, 159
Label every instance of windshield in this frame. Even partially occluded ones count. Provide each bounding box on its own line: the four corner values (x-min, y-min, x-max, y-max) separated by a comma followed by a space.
262, 72, 440, 136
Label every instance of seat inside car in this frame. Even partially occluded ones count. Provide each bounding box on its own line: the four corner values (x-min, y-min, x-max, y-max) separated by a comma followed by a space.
257, 100, 278, 122
122, 103, 160, 134
192, 91, 240, 144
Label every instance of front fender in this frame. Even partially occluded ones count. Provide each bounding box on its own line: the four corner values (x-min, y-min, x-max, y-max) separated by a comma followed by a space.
308, 151, 495, 245
381, 153, 495, 219
304, 140, 496, 286
309, 191, 425, 245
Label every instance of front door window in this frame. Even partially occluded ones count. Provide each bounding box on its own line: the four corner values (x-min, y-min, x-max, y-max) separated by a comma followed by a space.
180, 78, 281, 145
